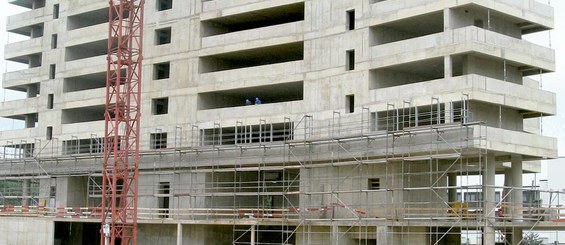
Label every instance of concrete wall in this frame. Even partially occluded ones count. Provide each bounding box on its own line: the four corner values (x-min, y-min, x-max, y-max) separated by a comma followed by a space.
0, 217, 54, 245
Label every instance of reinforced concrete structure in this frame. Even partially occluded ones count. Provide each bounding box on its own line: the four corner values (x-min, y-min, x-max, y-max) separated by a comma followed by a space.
0, 0, 561, 244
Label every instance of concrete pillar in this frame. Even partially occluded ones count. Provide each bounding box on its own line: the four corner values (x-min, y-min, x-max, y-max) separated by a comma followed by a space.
444, 55, 453, 79
504, 168, 513, 218
444, 101, 454, 123
377, 226, 388, 245
24, 114, 36, 129
510, 227, 523, 245
385, 163, 405, 220
177, 223, 183, 245
511, 156, 523, 221
22, 179, 30, 206
483, 153, 496, 245
443, 8, 452, 31
251, 225, 256, 245
448, 173, 457, 202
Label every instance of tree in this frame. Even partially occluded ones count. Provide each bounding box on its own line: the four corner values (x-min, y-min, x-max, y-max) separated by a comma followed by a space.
523, 232, 543, 245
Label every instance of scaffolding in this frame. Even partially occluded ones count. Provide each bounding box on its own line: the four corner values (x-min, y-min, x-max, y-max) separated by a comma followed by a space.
0, 96, 563, 245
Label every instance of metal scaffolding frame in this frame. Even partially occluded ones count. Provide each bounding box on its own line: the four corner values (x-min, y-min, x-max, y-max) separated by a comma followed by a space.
0, 96, 563, 245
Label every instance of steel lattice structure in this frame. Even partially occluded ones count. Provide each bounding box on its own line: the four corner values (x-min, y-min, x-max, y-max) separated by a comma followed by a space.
101, 1, 144, 244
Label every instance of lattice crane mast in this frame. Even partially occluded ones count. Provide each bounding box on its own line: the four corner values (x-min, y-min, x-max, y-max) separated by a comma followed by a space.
100, 0, 144, 244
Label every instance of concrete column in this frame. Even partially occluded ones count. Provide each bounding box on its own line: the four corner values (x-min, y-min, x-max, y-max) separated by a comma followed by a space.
483, 153, 496, 245
504, 168, 513, 217
177, 223, 183, 245
511, 156, 523, 221
377, 226, 388, 245
251, 225, 256, 245
444, 101, 454, 123
22, 179, 30, 206
443, 8, 452, 31
448, 173, 457, 202
510, 227, 523, 245
444, 55, 453, 79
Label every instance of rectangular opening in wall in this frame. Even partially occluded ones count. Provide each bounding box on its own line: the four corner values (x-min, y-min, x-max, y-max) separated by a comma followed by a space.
49, 64, 56, 79
7, 53, 42, 68
368, 178, 380, 190
87, 176, 102, 206
63, 137, 104, 155
375, 103, 456, 131
451, 53, 534, 81
201, 2, 304, 37
198, 81, 303, 110
152, 97, 169, 115
47, 94, 54, 109
150, 132, 168, 149
67, 8, 111, 30
346, 50, 355, 71
199, 42, 303, 73
157, 0, 172, 11
346, 10, 355, 30
346, 94, 354, 113
8, 23, 44, 38
155, 27, 171, 45
53, 4, 59, 19
158, 182, 170, 218
61, 105, 105, 124
369, 11, 443, 46
51, 34, 57, 49
369, 57, 444, 89
65, 40, 111, 61
201, 122, 294, 146
63, 71, 109, 92
46, 126, 53, 140
153, 62, 170, 79
0, 143, 35, 158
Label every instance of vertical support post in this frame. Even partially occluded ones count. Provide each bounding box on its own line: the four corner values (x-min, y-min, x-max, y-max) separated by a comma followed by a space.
22, 179, 30, 206
483, 153, 496, 245
251, 225, 256, 245
511, 155, 523, 222
444, 55, 452, 79
448, 173, 457, 202
176, 223, 183, 245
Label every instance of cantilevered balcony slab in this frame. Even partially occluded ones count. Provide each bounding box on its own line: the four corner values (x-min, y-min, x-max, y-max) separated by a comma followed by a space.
65, 23, 107, 47
370, 74, 555, 117
60, 88, 105, 106
477, 126, 557, 160
6, 7, 47, 33
0, 128, 38, 146
369, 0, 553, 31
64, 55, 107, 76
61, 121, 105, 137
202, 0, 303, 18
202, 21, 304, 49
2, 67, 41, 90
370, 26, 554, 73
4, 37, 43, 61
199, 60, 305, 85
0, 97, 40, 117
197, 100, 304, 122
200, 34, 303, 57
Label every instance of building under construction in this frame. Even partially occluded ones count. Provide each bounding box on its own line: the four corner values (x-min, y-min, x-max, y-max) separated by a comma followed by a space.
0, 0, 562, 244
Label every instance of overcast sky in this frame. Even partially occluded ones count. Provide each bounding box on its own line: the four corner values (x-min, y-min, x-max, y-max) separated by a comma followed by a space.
0, 1, 563, 155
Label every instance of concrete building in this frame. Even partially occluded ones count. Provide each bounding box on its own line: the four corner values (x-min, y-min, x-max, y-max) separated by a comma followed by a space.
0, 0, 561, 244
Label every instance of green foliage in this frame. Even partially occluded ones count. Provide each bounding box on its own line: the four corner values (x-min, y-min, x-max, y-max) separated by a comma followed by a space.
523, 232, 543, 245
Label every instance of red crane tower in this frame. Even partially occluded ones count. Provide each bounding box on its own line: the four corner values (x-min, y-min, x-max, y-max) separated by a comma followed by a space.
100, 0, 144, 244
